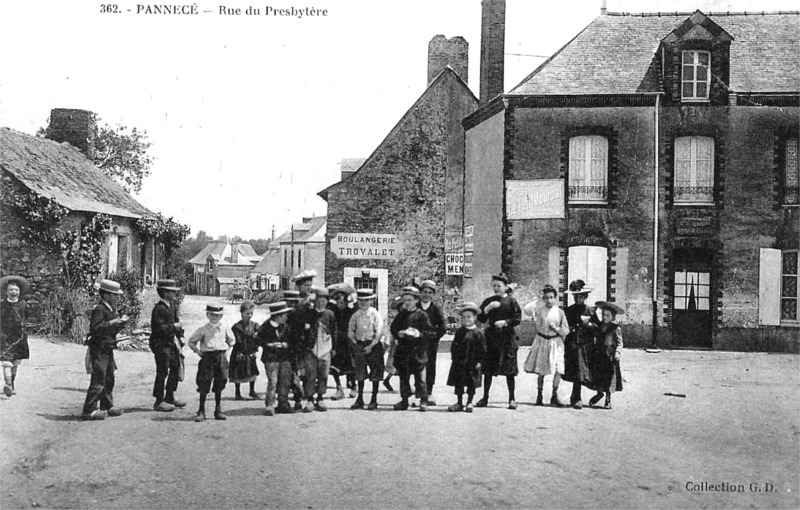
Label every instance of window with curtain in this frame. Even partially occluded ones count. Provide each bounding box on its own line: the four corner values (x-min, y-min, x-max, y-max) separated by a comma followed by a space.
674, 136, 714, 204
568, 135, 608, 204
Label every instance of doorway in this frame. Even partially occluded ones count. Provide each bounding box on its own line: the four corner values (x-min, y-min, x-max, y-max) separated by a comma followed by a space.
671, 247, 713, 348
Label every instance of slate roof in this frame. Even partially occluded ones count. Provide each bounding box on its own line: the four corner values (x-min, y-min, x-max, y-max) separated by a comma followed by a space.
274, 216, 327, 244
252, 249, 280, 275
0, 127, 153, 218
188, 242, 229, 265
318, 67, 477, 201
510, 11, 800, 96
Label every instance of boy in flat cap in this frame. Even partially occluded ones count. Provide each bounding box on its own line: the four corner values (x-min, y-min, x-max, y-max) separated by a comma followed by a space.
81, 279, 129, 420
187, 304, 235, 421
149, 279, 185, 412
257, 301, 293, 415
418, 280, 446, 406
390, 286, 433, 411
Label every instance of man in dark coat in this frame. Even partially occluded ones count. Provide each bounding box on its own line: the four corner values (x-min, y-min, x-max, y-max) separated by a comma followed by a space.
148, 279, 185, 412
82, 279, 128, 420
418, 280, 447, 406
390, 286, 433, 411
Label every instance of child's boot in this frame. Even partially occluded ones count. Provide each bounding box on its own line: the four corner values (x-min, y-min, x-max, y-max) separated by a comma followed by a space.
589, 391, 604, 407
3, 375, 12, 398
314, 396, 327, 412
393, 398, 409, 411
550, 390, 565, 407
214, 407, 227, 420
535, 388, 544, 406
235, 384, 244, 400
332, 386, 345, 400
604, 393, 612, 409
10, 366, 17, 395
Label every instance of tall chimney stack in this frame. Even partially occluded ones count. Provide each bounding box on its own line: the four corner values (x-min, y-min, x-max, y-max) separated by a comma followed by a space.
428, 35, 469, 85
479, 0, 506, 105
601, 0, 607, 15
45, 108, 97, 159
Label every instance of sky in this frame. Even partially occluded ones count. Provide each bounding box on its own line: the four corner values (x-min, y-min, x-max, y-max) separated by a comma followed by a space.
1, 0, 796, 241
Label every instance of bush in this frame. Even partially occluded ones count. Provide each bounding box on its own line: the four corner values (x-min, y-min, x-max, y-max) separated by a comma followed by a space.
34, 287, 93, 344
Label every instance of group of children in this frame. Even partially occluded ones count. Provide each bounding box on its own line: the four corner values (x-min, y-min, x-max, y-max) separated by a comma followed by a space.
0, 270, 623, 420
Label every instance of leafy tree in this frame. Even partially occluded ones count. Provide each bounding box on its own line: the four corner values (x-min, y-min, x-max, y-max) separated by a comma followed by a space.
93, 123, 153, 194
37, 117, 154, 194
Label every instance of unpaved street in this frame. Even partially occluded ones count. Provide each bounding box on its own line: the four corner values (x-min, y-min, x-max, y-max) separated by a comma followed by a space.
1, 297, 798, 509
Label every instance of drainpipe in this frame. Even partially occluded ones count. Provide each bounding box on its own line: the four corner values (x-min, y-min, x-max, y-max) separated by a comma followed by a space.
652, 93, 662, 347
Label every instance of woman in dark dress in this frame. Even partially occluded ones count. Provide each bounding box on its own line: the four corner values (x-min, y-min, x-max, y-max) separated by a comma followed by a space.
0, 275, 30, 397
475, 273, 522, 410
229, 300, 260, 399
563, 280, 599, 409
589, 301, 625, 409
327, 284, 356, 400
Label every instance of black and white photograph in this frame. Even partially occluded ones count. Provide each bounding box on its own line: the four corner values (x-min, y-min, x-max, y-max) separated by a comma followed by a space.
0, 0, 798, 508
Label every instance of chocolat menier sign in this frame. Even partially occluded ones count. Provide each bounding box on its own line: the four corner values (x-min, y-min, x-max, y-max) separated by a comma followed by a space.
331, 233, 403, 260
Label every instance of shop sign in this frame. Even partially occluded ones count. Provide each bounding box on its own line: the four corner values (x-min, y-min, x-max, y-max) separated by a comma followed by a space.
331, 233, 402, 260
506, 179, 565, 219
463, 252, 473, 278
445, 253, 464, 275
445, 231, 464, 252
464, 225, 474, 252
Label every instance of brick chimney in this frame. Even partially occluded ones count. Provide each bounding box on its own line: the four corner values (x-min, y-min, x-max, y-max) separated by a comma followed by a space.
428, 35, 469, 85
230, 243, 239, 264
479, 0, 506, 105
45, 108, 98, 159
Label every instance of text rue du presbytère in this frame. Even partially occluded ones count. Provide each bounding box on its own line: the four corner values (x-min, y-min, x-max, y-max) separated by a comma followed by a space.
131, 5, 328, 17
218, 5, 328, 17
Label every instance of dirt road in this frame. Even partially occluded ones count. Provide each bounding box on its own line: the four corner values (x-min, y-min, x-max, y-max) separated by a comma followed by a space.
1, 296, 798, 509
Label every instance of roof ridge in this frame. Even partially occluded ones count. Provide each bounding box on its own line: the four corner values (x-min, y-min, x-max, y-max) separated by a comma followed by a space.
607, 10, 800, 17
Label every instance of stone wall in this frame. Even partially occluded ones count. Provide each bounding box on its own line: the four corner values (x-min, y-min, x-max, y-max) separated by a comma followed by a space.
325, 70, 476, 319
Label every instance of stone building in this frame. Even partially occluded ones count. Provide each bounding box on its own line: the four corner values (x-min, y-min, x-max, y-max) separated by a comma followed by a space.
461, 8, 799, 351
189, 241, 261, 296
273, 216, 326, 291
0, 109, 166, 308
318, 35, 478, 318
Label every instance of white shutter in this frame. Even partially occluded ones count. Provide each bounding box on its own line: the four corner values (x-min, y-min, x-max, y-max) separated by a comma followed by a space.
758, 248, 781, 326
107, 234, 119, 276
568, 246, 608, 306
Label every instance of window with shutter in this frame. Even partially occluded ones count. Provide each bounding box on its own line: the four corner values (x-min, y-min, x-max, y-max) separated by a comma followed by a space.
568, 136, 608, 204
674, 136, 714, 204
784, 138, 798, 206
781, 250, 799, 323
758, 248, 781, 326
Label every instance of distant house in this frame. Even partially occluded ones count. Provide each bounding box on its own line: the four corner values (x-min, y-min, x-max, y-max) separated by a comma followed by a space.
0, 109, 165, 306
274, 216, 326, 290
251, 249, 280, 291
189, 241, 261, 296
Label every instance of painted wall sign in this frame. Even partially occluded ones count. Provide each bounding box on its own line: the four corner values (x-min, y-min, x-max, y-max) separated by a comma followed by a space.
331, 233, 402, 260
463, 252, 473, 278
464, 225, 474, 253
445, 231, 464, 253
445, 253, 464, 275
506, 179, 565, 219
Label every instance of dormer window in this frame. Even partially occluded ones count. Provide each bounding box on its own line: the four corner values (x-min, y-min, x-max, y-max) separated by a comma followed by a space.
682, 50, 710, 101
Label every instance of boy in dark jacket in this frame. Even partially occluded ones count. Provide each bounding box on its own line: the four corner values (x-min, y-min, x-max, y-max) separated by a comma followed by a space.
257, 301, 293, 415
390, 286, 433, 411
82, 279, 128, 420
148, 279, 185, 412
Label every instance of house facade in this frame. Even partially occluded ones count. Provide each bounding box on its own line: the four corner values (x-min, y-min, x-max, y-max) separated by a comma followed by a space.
274, 216, 326, 291
189, 241, 261, 296
461, 9, 799, 351
319, 36, 478, 318
0, 109, 164, 308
